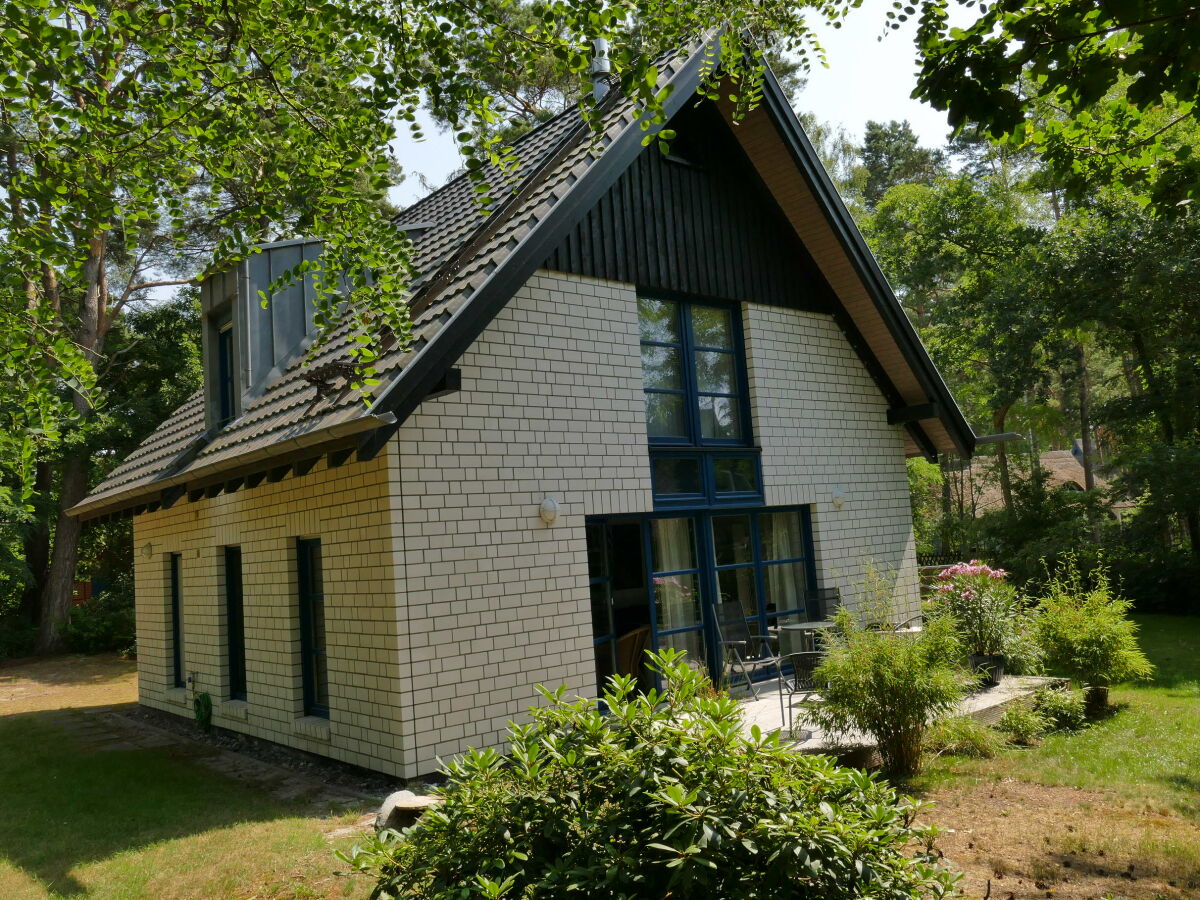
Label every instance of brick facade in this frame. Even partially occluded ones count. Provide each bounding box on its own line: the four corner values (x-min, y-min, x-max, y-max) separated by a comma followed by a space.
131, 269, 919, 777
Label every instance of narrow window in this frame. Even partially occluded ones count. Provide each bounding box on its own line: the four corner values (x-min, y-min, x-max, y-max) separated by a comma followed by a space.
296, 538, 328, 717
169, 553, 184, 688
224, 546, 247, 701
217, 321, 235, 425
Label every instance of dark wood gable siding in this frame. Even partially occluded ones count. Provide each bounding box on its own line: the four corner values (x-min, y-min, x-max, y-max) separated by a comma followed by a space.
544, 100, 833, 312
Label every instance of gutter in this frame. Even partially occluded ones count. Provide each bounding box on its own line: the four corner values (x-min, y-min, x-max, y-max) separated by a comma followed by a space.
68, 411, 397, 521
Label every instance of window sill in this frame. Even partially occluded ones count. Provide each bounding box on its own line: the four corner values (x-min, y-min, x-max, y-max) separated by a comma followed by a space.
293, 715, 331, 742
164, 687, 189, 707
219, 699, 249, 721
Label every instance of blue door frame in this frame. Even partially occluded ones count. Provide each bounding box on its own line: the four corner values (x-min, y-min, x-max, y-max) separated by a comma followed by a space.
587, 506, 818, 689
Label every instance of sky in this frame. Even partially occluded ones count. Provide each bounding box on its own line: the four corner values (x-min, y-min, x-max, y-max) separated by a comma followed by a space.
389, 8, 972, 208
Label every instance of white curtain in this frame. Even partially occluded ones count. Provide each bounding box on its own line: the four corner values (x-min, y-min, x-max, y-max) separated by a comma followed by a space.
766, 512, 804, 613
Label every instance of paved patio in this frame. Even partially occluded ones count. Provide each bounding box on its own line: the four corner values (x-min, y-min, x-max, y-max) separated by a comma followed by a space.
737, 675, 1064, 754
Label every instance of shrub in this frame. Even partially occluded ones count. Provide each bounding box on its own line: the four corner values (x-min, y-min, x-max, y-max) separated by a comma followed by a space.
926, 561, 1042, 675
342, 650, 959, 900
1033, 557, 1153, 716
1031, 686, 1087, 732
62, 584, 136, 654
923, 716, 1002, 760
997, 704, 1049, 746
807, 607, 975, 777
0, 612, 36, 659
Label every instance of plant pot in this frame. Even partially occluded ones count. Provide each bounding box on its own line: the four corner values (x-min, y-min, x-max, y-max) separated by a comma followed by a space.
1084, 685, 1109, 718
968, 653, 1006, 687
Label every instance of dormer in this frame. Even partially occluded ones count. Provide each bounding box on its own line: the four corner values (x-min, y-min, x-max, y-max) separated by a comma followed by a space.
200, 238, 322, 431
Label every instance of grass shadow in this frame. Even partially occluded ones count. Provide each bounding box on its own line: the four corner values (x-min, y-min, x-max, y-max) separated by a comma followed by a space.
0, 707, 313, 897
0, 653, 135, 689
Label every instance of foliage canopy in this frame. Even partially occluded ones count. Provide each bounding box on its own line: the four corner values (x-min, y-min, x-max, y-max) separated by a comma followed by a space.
343, 651, 958, 899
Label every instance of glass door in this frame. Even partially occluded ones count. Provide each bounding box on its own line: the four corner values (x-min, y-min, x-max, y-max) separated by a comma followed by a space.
758, 509, 813, 656
586, 507, 817, 693
587, 520, 653, 695
647, 517, 707, 671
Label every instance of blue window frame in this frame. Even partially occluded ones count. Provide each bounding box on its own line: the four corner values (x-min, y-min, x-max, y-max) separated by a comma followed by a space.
638, 295, 761, 508
296, 538, 328, 718
168, 553, 184, 688
224, 546, 247, 701
586, 506, 818, 690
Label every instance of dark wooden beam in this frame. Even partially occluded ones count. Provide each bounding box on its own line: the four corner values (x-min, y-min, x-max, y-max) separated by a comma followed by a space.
224, 476, 244, 494
887, 403, 940, 426
327, 447, 354, 469
266, 464, 291, 483
292, 456, 319, 478
188, 487, 205, 503
204, 483, 224, 499
161, 485, 186, 509
245, 471, 267, 489
425, 367, 462, 400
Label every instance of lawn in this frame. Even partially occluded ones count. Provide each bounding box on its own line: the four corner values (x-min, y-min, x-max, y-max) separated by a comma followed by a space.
913, 614, 1200, 899
0, 655, 373, 900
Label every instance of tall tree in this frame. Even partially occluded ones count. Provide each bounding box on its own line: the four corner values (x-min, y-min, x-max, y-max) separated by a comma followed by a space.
1038, 193, 1200, 555
856, 120, 947, 209
1, 1, 839, 650
866, 173, 1059, 511
911, 0, 1200, 207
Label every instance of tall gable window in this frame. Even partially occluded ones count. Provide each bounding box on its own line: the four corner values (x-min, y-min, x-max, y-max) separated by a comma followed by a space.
296, 538, 328, 718
638, 296, 760, 507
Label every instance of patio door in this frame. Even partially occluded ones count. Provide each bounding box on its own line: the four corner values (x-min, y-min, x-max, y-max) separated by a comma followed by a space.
587, 506, 817, 694
647, 517, 707, 671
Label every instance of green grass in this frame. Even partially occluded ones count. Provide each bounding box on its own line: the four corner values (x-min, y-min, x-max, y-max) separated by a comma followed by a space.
0, 712, 370, 899
914, 613, 1200, 818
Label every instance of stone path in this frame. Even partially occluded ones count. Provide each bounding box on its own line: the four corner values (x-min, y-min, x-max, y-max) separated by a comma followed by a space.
1, 654, 381, 812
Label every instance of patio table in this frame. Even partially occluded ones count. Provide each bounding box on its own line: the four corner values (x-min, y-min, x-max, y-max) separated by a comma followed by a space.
777, 620, 836, 653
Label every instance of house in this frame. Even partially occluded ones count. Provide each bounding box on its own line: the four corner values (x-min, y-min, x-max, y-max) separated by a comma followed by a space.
72, 38, 976, 778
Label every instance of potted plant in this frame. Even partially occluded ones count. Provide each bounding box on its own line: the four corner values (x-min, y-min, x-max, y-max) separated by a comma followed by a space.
929, 561, 1021, 687
1033, 557, 1153, 717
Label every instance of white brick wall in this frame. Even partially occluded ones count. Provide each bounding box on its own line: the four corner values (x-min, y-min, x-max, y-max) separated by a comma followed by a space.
390, 271, 919, 773
129, 268, 919, 778
389, 271, 652, 774
132, 451, 410, 774
743, 303, 920, 621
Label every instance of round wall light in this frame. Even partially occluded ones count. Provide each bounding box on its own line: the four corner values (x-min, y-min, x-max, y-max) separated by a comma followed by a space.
539, 497, 560, 525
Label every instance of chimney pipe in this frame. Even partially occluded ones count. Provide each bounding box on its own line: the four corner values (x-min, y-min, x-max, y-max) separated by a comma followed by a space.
590, 37, 611, 102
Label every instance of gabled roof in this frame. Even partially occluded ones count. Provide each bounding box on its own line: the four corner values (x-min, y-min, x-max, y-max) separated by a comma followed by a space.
73, 35, 974, 521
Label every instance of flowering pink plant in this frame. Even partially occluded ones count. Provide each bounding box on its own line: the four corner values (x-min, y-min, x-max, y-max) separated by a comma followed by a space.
936, 560, 1007, 582
929, 560, 1020, 657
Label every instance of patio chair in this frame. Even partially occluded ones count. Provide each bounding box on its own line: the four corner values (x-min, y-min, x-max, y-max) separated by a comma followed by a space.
780, 651, 825, 739
892, 613, 924, 633
714, 602, 784, 701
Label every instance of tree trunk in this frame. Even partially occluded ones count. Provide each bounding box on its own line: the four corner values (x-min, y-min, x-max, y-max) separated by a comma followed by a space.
35, 452, 88, 653
35, 231, 108, 653
993, 404, 1014, 512
939, 456, 953, 555
1077, 345, 1096, 492
1184, 510, 1200, 558
18, 460, 54, 625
